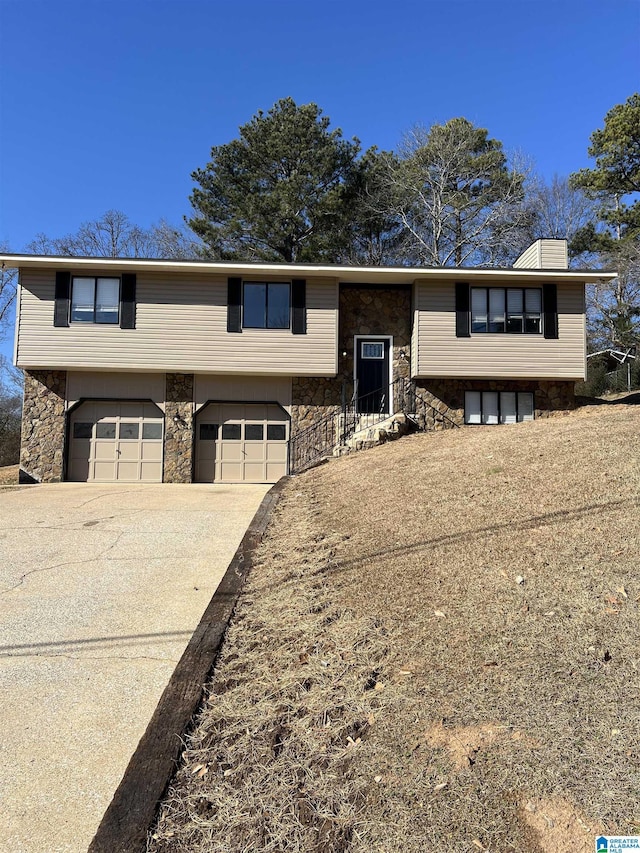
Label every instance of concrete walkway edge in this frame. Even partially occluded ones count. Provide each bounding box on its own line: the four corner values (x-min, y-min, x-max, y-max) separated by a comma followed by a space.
88, 479, 288, 853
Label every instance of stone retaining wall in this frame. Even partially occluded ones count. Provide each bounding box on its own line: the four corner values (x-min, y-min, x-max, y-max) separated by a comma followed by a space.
163, 373, 194, 483
20, 370, 67, 483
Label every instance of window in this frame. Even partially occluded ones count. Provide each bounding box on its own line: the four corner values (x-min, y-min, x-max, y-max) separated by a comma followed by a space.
245, 424, 264, 440
222, 423, 242, 440
96, 422, 116, 439
243, 282, 290, 329
142, 422, 163, 440
471, 288, 542, 334
119, 423, 139, 440
361, 342, 384, 359
267, 424, 287, 441
199, 424, 219, 441
70, 277, 120, 324
73, 422, 93, 439
465, 391, 535, 424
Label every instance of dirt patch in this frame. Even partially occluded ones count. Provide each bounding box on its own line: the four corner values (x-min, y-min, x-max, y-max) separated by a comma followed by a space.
424, 721, 516, 771
149, 402, 640, 852
520, 796, 603, 852
0, 465, 19, 485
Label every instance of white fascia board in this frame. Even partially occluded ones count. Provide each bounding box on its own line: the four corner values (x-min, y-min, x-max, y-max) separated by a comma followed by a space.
0, 254, 619, 284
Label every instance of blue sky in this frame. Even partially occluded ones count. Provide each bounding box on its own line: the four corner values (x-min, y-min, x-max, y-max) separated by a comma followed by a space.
0, 0, 639, 358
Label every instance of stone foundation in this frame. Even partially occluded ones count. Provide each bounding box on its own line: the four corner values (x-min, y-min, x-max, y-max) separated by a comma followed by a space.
20, 370, 67, 483
163, 373, 194, 483
413, 378, 576, 429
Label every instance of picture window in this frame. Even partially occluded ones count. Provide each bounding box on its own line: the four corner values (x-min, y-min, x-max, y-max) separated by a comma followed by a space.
471, 288, 542, 334
71, 277, 120, 324
243, 282, 290, 329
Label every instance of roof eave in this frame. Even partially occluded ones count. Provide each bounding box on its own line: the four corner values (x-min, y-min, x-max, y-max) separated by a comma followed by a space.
0, 254, 619, 284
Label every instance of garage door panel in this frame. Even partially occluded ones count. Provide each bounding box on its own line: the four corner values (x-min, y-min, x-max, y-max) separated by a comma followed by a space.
141, 461, 162, 479
94, 442, 116, 461
69, 401, 164, 483
141, 442, 162, 461
94, 461, 117, 480
116, 461, 140, 480
244, 443, 266, 462
219, 462, 243, 481
196, 402, 288, 484
243, 462, 266, 481
118, 442, 140, 461
266, 462, 287, 481
68, 458, 90, 482
266, 444, 288, 463
219, 443, 243, 462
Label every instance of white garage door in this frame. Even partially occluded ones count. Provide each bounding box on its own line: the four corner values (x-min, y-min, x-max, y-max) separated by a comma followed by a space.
68, 401, 164, 482
195, 403, 289, 483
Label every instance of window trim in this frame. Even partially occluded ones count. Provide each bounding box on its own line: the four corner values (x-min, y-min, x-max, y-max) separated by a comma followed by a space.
464, 390, 535, 425
70, 276, 121, 325
242, 281, 291, 330
470, 287, 543, 335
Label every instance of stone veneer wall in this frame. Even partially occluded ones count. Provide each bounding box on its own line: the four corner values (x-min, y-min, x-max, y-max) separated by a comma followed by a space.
291, 286, 412, 434
163, 373, 194, 483
20, 370, 67, 483
413, 378, 577, 429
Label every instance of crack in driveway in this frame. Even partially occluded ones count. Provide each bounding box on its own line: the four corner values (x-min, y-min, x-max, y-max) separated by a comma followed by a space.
1, 530, 126, 594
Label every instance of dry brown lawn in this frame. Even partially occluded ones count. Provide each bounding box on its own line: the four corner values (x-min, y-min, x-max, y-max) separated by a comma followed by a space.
0, 464, 19, 485
149, 401, 640, 853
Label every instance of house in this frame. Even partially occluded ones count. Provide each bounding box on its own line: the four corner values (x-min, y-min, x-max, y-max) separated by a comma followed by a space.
2, 239, 616, 485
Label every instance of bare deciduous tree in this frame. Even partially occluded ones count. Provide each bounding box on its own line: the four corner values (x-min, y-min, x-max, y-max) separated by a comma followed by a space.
376, 119, 530, 267
1, 244, 18, 335
0, 355, 22, 467
29, 210, 201, 259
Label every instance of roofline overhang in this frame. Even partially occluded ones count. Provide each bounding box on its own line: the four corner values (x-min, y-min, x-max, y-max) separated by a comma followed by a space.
0, 254, 619, 284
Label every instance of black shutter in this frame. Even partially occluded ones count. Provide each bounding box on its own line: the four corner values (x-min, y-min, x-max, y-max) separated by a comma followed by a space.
543, 283, 558, 339
120, 273, 136, 329
227, 277, 242, 332
291, 279, 306, 335
455, 282, 470, 337
54, 271, 71, 327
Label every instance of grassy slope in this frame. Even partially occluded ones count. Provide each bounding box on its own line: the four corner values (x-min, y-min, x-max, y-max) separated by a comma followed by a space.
0, 465, 18, 485
150, 403, 640, 853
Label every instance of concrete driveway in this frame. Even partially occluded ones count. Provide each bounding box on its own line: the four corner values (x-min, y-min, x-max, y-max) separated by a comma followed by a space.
0, 482, 270, 853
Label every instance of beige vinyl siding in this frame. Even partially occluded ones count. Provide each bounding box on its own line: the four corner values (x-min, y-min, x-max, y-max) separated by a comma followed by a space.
539, 239, 568, 270
66, 371, 166, 408
513, 242, 540, 269
413, 280, 586, 380
513, 239, 568, 270
17, 270, 338, 375
194, 375, 291, 411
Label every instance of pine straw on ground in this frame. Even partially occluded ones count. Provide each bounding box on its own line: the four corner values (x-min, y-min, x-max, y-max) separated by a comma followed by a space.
149, 402, 640, 853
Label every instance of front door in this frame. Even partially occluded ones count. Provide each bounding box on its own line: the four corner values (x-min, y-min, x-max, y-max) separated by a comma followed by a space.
355, 338, 390, 414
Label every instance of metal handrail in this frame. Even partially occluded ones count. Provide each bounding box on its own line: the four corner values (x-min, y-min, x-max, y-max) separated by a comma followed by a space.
289, 377, 459, 474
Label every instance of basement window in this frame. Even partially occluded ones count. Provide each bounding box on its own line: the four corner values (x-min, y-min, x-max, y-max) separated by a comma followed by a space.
465, 391, 534, 425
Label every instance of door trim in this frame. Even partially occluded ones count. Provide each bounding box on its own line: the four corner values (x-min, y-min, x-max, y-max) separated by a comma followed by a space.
353, 335, 393, 414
